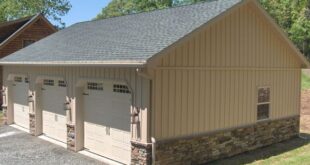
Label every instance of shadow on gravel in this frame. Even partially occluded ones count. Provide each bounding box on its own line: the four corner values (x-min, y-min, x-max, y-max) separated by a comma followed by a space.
208, 134, 310, 165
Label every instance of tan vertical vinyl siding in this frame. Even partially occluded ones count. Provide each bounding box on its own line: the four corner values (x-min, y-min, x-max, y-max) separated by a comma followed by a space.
152, 3, 303, 139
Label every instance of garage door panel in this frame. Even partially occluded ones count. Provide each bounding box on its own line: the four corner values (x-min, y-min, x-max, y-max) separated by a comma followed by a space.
55, 115, 67, 141
111, 129, 131, 144
84, 82, 131, 164
42, 82, 67, 143
84, 99, 130, 132
84, 122, 108, 142
12, 77, 29, 130
111, 146, 131, 163
85, 122, 111, 155
13, 104, 29, 129
84, 102, 129, 132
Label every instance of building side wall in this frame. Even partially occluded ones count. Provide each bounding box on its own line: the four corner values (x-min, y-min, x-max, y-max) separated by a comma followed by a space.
152, 3, 302, 139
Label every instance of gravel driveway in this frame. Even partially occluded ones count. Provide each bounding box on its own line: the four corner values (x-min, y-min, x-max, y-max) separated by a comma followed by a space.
0, 126, 104, 165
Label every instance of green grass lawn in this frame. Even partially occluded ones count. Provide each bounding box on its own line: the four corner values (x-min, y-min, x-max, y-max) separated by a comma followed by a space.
249, 140, 310, 165
302, 72, 310, 90
210, 136, 310, 165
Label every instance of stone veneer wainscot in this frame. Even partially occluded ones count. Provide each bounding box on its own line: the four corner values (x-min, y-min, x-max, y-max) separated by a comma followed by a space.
67, 123, 75, 151
2, 105, 7, 125
131, 141, 152, 165
29, 113, 36, 135
154, 116, 299, 165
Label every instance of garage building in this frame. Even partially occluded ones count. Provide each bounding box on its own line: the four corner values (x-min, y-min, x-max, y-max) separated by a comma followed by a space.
1, 0, 309, 164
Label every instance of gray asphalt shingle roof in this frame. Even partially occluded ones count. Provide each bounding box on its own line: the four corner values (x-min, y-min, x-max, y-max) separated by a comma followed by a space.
0, 0, 242, 65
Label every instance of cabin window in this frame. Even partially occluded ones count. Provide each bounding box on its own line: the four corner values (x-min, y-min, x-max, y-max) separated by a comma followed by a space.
23, 40, 35, 48
257, 87, 270, 121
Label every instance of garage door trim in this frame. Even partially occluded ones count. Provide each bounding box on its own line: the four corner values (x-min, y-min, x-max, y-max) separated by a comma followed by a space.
82, 79, 132, 164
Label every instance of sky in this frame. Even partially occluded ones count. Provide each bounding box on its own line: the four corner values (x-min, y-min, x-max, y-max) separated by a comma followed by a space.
58, 0, 111, 27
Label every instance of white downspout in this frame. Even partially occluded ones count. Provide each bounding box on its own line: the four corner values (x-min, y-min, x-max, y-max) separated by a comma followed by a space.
151, 137, 156, 165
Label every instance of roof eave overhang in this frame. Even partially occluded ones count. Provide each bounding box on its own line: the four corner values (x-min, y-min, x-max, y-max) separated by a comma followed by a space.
0, 61, 147, 67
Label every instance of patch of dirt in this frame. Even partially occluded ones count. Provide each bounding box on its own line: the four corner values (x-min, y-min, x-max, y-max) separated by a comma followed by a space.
301, 90, 310, 133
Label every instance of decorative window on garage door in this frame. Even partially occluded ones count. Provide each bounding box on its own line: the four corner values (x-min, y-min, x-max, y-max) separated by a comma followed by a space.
257, 87, 270, 121
113, 84, 131, 94
87, 82, 103, 90
14, 76, 22, 83
24, 77, 29, 83
58, 80, 67, 87
43, 79, 54, 86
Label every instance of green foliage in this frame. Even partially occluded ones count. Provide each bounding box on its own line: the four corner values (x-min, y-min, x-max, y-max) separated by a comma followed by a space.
259, 0, 310, 59
0, 0, 72, 27
302, 72, 310, 90
95, 0, 219, 19
96, 0, 173, 20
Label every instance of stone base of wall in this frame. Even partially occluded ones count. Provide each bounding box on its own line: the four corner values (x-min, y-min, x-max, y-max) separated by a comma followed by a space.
155, 116, 300, 165
29, 113, 36, 135
131, 141, 152, 165
2, 106, 7, 125
67, 124, 75, 151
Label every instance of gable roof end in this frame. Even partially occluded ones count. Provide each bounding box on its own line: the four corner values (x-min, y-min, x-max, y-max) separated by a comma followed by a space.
251, 0, 310, 68
0, 14, 57, 50
0, 16, 32, 43
148, 0, 310, 68
0, 15, 33, 29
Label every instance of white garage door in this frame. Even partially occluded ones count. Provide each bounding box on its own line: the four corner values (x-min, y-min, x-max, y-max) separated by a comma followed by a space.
84, 81, 131, 164
42, 79, 67, 143
12, 76, 29, 129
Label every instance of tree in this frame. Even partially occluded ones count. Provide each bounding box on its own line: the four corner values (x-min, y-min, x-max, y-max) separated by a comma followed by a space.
96, 0, 174, 20
95, 0, 218, 20
260, 0, 310, 58
0, 0, 71, 27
